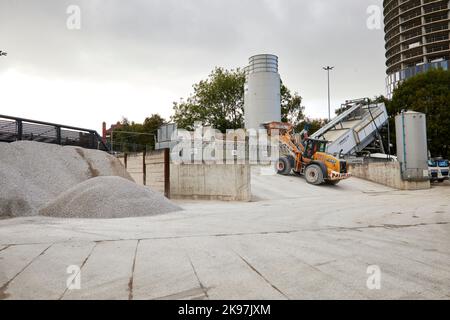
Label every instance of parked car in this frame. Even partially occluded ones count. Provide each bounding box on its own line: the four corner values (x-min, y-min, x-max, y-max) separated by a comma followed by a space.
428, 158, 449, 183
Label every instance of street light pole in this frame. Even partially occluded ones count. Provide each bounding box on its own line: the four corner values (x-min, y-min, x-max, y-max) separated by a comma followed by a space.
323, 66, 334, 121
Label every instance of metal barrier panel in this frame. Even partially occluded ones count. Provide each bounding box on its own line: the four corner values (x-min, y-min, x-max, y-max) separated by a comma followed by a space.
0, 114, 109, 151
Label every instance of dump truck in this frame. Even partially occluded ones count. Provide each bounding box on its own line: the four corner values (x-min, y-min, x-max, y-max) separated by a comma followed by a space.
264, 122, 351, 185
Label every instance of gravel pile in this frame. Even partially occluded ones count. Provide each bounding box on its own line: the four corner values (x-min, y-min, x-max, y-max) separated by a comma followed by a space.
0, 141, 176, 219
39, 176, 180, 219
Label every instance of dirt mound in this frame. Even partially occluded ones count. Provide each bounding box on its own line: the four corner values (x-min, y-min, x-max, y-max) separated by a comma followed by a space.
39, 176, 180, 219
0, 141, 133, 218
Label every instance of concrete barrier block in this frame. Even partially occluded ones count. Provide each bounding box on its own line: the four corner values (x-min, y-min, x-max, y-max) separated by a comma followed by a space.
170, 164, 251, 201
349, 162, 430, 190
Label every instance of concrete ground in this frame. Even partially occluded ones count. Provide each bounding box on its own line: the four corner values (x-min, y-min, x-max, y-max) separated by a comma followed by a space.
1, 171, 449, 300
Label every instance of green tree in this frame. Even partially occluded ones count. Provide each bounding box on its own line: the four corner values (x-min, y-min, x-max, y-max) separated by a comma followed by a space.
172, 68, 245, 133
112, 114, 166, 152
281, 83, 305, 127
295, 118, 328, 135
143, 114, 166, 138
172, 67, 305, 132
387, 69, 450, 158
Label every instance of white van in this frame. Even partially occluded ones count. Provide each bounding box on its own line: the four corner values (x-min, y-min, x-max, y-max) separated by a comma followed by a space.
429, 159, 449, 183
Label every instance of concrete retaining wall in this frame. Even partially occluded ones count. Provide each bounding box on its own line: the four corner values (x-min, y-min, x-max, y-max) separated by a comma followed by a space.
118, 150, 167, 194
119, 153, 251, 201
120, 154, 144, 185
170, 164, 251, 201
349, 162, 430, 190
145, 151, 166, 194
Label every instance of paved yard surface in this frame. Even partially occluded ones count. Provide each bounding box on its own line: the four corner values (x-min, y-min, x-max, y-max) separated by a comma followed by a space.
1, 172, 449, 300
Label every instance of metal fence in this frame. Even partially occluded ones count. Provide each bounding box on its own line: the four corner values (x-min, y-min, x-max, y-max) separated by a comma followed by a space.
0, 114, 109, 151
109, 141, 154, 155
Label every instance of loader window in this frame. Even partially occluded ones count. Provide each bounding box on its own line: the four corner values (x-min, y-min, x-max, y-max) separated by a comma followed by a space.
318, 141, 327, 153
304, 140, 328, 158
304, 141, 314, 158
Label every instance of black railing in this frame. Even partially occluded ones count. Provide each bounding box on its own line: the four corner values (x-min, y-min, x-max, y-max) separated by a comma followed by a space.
0, 114, 109, 151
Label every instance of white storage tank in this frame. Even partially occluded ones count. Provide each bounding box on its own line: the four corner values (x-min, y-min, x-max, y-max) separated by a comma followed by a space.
244, 54, 281, 129
395, 111, 429, 181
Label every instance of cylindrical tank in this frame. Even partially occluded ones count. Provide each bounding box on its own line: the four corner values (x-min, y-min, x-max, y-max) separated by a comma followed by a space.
244, 54, 281, 129
395, 111, 429, 181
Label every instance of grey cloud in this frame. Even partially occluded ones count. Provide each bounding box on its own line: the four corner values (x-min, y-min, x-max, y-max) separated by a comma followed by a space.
0, 0, 386, 119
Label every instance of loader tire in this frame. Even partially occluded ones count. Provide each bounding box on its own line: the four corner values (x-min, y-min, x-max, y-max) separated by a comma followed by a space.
305, 164, 324, 185
276, 157, 292, 176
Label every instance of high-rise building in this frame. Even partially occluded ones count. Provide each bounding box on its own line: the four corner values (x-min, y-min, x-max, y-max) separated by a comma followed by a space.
383, 0, 450, 98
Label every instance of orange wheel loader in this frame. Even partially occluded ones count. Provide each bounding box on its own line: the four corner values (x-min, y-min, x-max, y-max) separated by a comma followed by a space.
264, 122, 351, 185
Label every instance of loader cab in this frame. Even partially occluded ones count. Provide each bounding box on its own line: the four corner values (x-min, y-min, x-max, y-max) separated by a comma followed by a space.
304, 139, 328, 159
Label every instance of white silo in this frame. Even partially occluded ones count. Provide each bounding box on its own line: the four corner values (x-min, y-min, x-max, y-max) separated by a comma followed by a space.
244, 54, 281, 129
395, 111, 429, 181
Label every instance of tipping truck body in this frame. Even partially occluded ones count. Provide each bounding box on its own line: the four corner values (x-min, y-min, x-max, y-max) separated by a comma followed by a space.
311, 100, 388, 157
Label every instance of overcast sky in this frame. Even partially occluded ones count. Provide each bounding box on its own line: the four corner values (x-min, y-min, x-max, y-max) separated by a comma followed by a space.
0, 0, 385, 132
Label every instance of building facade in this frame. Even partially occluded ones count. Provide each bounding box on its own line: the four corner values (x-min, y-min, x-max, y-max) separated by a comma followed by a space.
384, 0, 450, 98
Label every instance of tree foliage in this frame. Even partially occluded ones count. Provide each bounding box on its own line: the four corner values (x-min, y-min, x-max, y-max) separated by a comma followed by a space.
172, 67, 305, 132
112, 114, 166, 152
172, 68, 245, 133
387, 69, 450, 157
296, 118, 328, 135
281, 83, 305, 127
